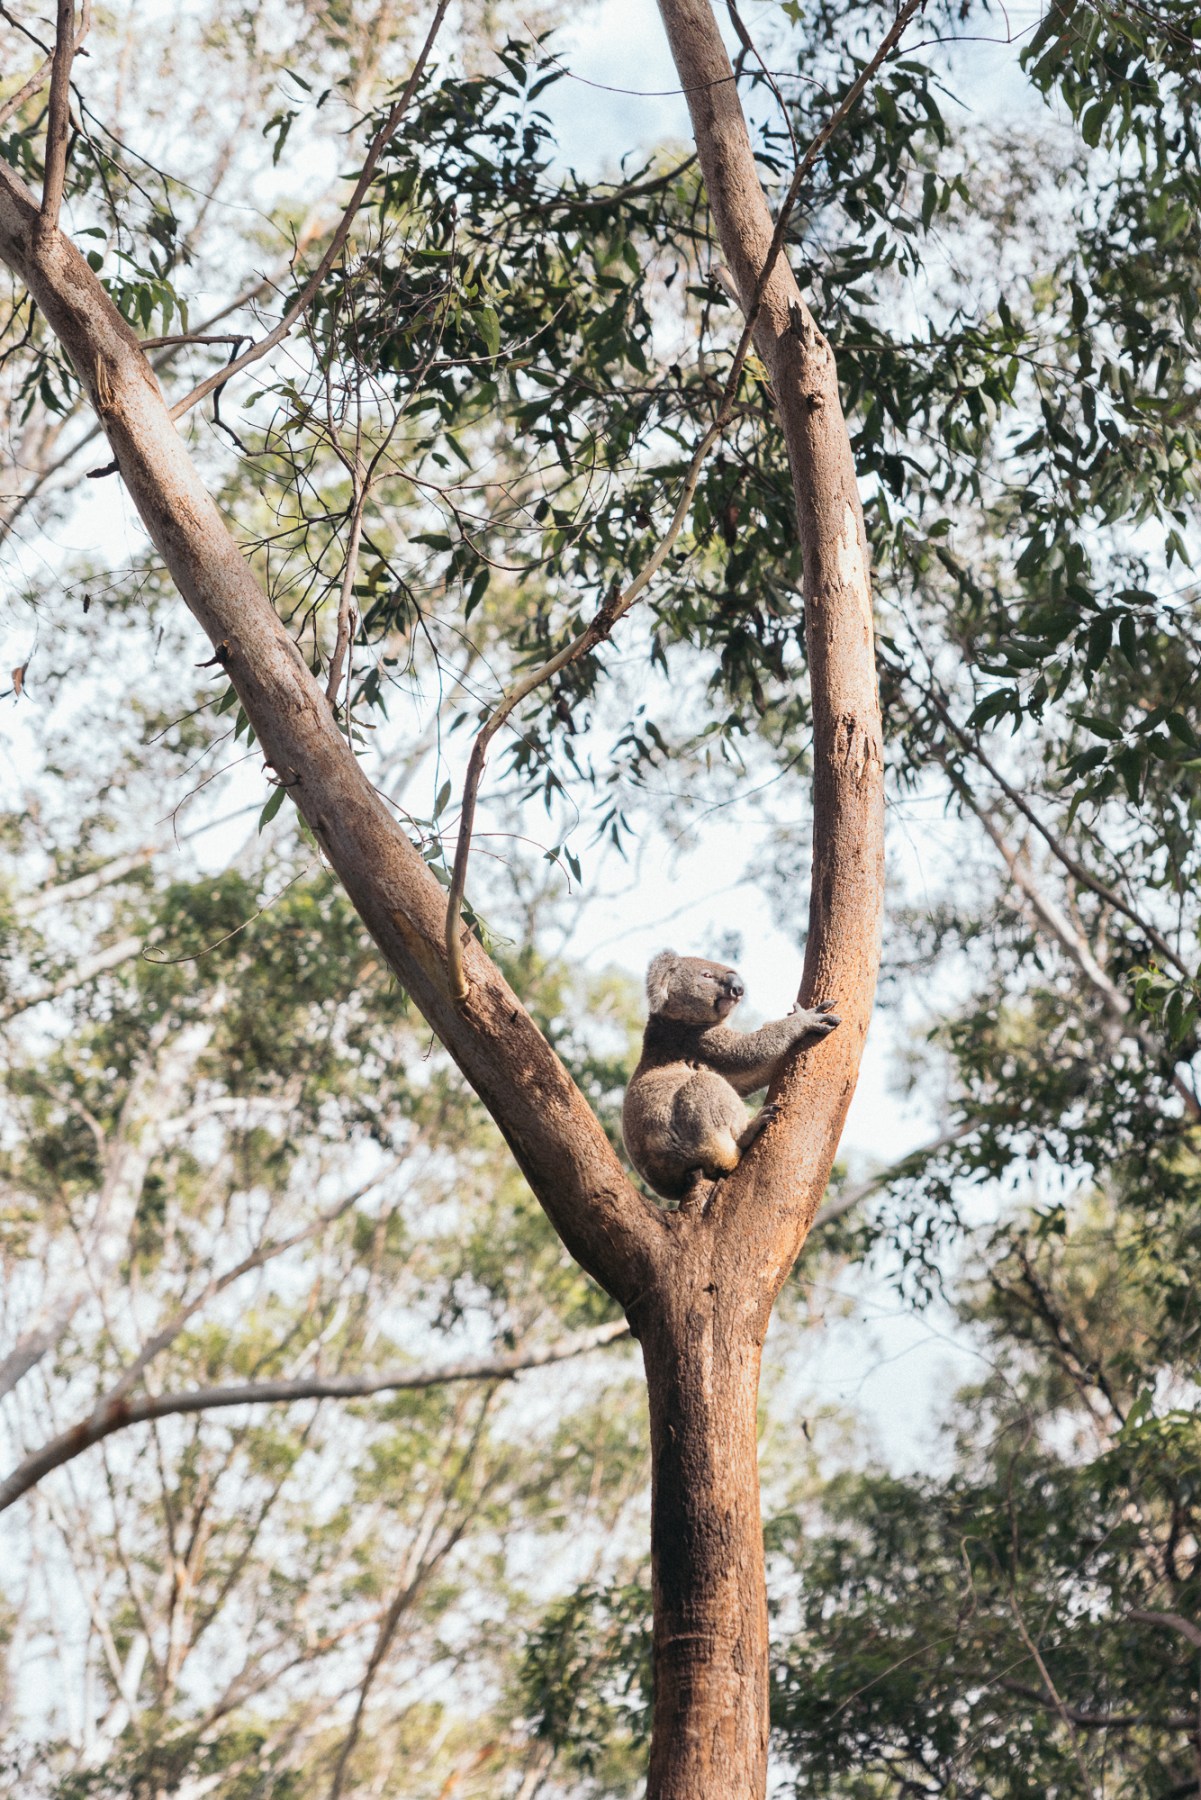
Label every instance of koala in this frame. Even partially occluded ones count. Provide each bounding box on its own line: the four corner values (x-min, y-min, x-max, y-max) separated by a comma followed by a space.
621, 949, 840, 1201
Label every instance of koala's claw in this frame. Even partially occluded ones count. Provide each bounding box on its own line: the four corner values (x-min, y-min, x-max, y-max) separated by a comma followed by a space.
801, 1001, 841, 1034
738, 1100, 779, 1152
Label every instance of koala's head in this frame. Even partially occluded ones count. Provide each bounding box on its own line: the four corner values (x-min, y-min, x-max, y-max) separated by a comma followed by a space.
645, 949, 745, 1024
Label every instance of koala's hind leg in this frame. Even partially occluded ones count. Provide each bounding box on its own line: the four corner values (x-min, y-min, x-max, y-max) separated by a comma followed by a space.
672, 1071, 749, 1178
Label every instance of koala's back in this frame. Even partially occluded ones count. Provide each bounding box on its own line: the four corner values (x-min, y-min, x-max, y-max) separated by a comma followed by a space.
622, 1059, 749, 1201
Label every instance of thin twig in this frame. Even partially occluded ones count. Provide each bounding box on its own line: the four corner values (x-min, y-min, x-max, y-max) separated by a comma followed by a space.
0, 1320, 630, 1512
139, 332, 250, 350
167, 0, 452, 423
950, 768, 1201, 1119
443, 414, 727, 999
324, 394, 366, 707
1008, 1584, 1096, 1793
720, 0, 927, 346
442, 0, 926, 1002
930, 688, 1189, 976
106, 1155, 408, 1407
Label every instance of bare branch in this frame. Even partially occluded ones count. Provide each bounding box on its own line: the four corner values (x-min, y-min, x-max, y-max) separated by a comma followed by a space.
325, 462, 365, 708
0, 1320, 631, 1512
998, 1679, 1196, 1733
932, 691, 1188, 977
36, 0, 79, 241
167, 0, 452, 424
0, 47, 54, 132
0, 1012, 215, 1398
1007, 1582, 1094, 1790
14, 845, 156, 918
961, 785, 1201, 1120
0, 933, 142, 1021
444, 412, 728, 1001
1130, 1608, 1201, 1651
105, 1154, 407, 1409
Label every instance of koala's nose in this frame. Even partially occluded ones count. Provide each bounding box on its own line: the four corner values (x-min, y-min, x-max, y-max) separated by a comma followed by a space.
727, 978, 744, 1000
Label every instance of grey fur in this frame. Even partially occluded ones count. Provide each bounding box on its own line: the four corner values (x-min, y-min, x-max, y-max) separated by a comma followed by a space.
621, 950, 840, 1201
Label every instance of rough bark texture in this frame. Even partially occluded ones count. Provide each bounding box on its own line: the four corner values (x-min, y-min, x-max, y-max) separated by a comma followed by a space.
0, 6, 885, 1782
637, 1235, 770, 1797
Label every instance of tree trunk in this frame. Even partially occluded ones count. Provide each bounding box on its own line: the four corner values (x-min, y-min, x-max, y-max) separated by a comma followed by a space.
639, 1252, 771, 1799
641, 1, 887, 1789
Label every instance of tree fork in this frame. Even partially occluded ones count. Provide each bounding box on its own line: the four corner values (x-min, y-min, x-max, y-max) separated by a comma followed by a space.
0, 0, 888, 1778
639, 0, 888, 1792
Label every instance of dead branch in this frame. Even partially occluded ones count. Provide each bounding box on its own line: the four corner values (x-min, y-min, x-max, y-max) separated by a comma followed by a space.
0, 1320, 631, 1512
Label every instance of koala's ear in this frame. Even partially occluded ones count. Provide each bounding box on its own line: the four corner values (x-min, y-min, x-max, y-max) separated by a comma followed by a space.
646, 949, 678, 1014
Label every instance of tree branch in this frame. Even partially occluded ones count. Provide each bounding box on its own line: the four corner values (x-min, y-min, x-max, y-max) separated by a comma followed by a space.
102, 1154, 407, 1409
0, 1320, 631, 1512
931, 690, 1188, 977
36, 0, 80, 242
959, 781, 1201, 1120
14, 845, 156, 918
325, 459, 365, 708
0, 1011, 215, 1399
0, 151, 664, 1307
0, 46, 54, 133
444, 412, 728, 1001
653, 0, 889, 1281
0, 933, 143, 1021
998, 1679, 1195, 1733
1130, 1608, 1201, 1651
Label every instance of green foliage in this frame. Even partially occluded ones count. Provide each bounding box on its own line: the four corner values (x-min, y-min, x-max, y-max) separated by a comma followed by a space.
518, 1579, 652, 1784
768, 1190, 1201, 1796
4, 0, 1201, 1791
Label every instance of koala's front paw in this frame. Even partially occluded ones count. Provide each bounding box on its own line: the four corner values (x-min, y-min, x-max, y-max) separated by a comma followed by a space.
793, 1000, 841, 1035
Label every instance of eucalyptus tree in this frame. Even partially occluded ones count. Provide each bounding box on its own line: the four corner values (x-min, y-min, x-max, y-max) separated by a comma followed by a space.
2, 0, 1199, 1792
0, 0, 892, 1787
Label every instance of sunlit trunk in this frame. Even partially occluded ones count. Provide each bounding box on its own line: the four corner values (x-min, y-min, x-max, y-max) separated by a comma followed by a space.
640, 1263, 770, 1799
